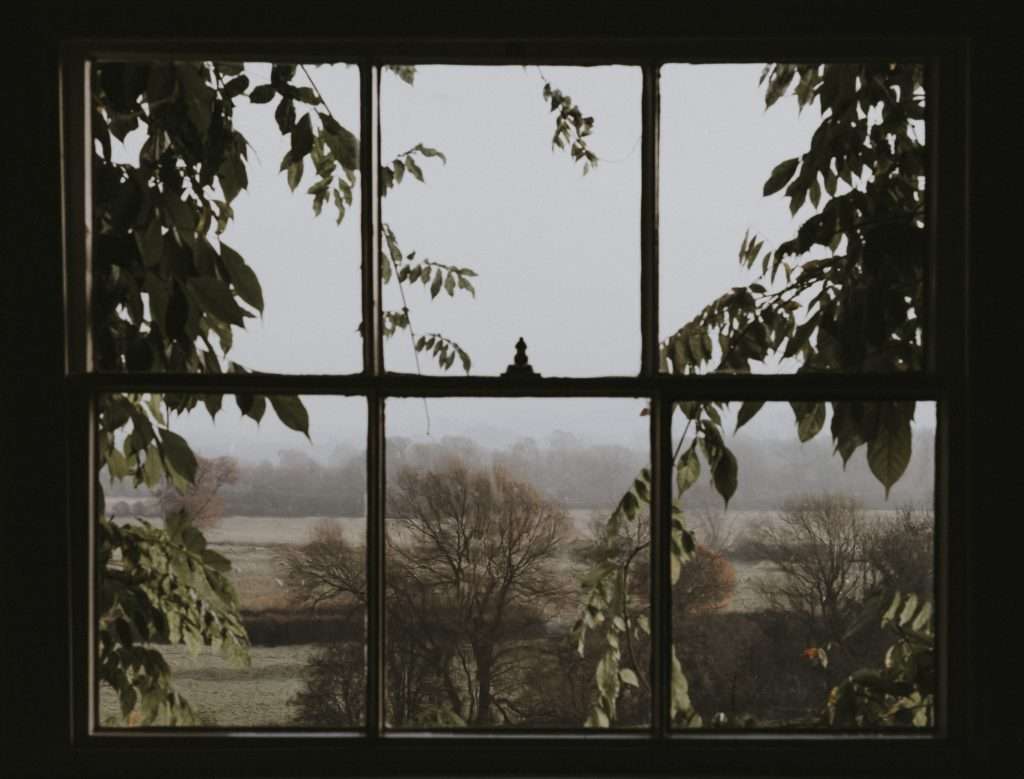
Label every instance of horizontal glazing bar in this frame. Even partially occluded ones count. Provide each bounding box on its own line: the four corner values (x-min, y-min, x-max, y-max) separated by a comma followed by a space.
72, 372, 942, 400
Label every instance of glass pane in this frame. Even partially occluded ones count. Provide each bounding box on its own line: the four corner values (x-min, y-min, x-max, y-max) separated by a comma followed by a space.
660, 63, 926, 373
380, 65, 641, 376
385, 398, 650, 729
92, 61, 362, 373
670, 400, 936, 730
96, 393, 366, 728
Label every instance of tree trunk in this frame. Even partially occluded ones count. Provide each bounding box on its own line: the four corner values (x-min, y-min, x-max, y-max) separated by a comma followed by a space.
473, 644, 494, 725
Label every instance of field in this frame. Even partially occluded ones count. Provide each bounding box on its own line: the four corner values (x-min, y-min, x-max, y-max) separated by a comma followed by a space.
99, 644, 318, 727
100, 506, 910, 726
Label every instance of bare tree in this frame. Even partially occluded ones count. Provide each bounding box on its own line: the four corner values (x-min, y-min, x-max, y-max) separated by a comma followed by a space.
674, 545, 737, 623
280, 459, 572, 727
390, 458, 571, 725
157, 455, 240, 528
752, 493, 873, 646
862, 504, 934, 598
691, 503, 739, 555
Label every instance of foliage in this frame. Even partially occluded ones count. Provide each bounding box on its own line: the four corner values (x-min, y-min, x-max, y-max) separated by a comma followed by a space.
577, 62, 928, 728
824, 591, 935, 728
541, 79, 598, 174
97, 510, 249, 725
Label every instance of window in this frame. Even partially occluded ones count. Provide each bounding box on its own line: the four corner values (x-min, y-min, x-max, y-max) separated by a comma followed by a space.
20, 7, 994, 777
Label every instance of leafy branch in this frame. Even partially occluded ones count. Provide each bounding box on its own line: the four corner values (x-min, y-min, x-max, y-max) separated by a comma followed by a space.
539, 70, 599, 174
577, 61, 927, 729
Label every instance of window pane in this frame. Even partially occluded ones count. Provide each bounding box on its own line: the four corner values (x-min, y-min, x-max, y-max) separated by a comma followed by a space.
92, 62, 362, 373
96, 394, 366, 728
670, 400, 936, 729
660, 64, 926, 374
380, 66, 641, 376
385, 398, 650, 728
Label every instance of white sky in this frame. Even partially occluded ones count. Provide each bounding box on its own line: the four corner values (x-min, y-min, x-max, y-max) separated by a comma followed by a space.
107, 62, 933, 470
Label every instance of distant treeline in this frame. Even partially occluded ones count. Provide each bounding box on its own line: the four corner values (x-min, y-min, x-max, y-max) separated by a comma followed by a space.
103, 431, 934, 516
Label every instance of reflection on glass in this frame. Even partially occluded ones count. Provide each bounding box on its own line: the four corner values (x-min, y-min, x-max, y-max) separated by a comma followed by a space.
660, 63, 926, 374
385, 398, 650, 729
381, 65, 641, 376
670, 401, 936, 730
92, 62, 362, 374
96, 394, 365, 728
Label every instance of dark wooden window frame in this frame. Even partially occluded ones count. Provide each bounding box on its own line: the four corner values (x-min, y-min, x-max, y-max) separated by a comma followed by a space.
43, 12, 983, 778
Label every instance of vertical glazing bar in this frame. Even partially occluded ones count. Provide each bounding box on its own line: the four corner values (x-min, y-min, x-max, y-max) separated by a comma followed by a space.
642, 61, 669, 737
650, 390, 672, 738
640, 63, 661, 377
361, 64, 382, 376
360, 63, 385, 736
365, 393, 386, 735
61, 49, 91, 374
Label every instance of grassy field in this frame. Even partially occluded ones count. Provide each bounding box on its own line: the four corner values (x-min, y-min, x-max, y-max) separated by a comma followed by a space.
100, 507, 914, 726
99, 643, 319, 727
105, 508, 815, 615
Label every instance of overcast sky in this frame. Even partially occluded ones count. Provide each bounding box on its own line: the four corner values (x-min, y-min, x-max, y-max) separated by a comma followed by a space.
110, 62, 934, 481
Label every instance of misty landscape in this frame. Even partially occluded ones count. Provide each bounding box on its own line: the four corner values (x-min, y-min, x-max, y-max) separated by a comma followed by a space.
100, 399, 935, 729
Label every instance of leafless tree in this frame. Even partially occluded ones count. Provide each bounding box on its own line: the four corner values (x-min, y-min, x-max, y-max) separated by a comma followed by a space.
751, 493, 873, 646
861, 504, 934, 598
157, 455, 240, 528
280, 458, 572, 727
389, 458, 571, 725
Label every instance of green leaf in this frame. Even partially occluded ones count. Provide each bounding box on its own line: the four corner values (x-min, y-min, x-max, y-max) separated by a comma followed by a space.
898, 593, 919, 627
735, 400, 765, 432
881, 591, 902, 627
268, 395, 310, 439
249, 84, 276, 103
222, 74, 249, 98
405, 156, 424, 182
136, 220, 163, 268
236, 393, 266, 423
174, 63, 212, 135
712, 445, 738, 507
189, 277, 246, 327
201, 549, 232, 573
286, 158, 304, 191
430, 269, 443, 298
763, 157, 800, 196
867, 411, 912, 498
791, 401, 826, 442
619, 668, 640, 687
220, 242, 264, 312
290, 113, 314, 158
142, 445, 164, 488
322, 120, 359, 171
676, 448, 700, 495
912, 600, 933, 632
415, 144, 447, 163
159, 429, 198, 485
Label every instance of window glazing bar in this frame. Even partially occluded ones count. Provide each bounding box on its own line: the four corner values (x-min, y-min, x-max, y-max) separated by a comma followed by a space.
360, 62, 386, 737
651, 390, 672, 737
640, 62, 661, 377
